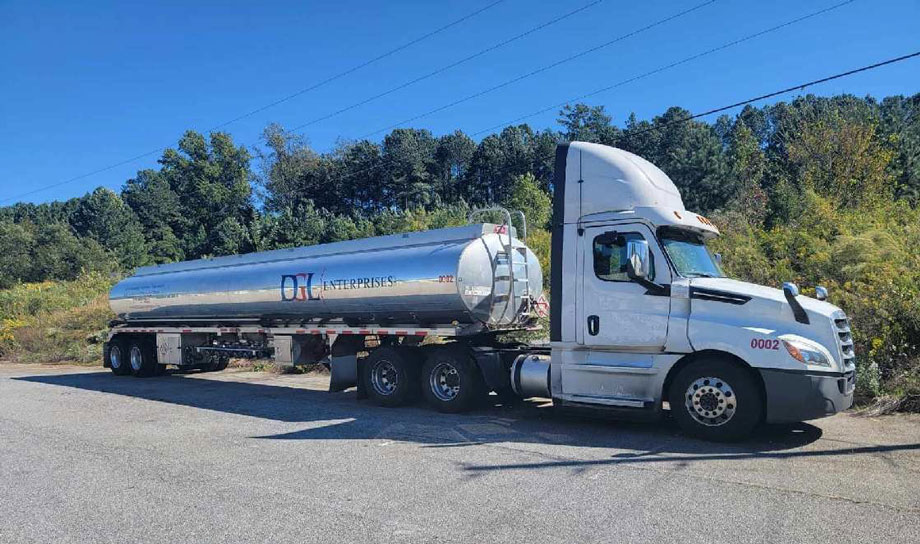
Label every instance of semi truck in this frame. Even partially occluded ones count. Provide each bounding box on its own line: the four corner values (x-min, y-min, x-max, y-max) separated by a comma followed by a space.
104, 141, 856, 440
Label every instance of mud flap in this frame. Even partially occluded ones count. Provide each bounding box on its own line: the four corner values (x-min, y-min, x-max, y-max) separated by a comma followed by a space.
328, 336, 365, 393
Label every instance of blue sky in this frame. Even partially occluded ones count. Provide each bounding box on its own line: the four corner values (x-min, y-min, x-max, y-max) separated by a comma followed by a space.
1, 0, 918, 204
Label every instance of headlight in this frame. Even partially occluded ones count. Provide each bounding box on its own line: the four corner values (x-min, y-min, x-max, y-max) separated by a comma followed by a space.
782, 339, 831, 367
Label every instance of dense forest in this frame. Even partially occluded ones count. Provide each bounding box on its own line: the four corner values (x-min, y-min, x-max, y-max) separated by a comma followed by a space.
2, 93, 920, 407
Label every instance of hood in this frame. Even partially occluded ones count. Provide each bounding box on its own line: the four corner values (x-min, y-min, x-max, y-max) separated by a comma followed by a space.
690, 277, 842, 318
685, 276, 852, 372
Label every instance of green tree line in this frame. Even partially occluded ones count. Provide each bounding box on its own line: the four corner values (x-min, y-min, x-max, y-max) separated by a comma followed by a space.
2, 93, 920, 404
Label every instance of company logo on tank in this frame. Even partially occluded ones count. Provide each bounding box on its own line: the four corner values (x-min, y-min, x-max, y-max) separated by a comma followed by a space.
280, 272, 398, 302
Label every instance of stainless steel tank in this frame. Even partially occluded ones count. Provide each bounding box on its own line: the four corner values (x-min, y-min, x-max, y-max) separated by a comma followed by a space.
109, 224, 543, 327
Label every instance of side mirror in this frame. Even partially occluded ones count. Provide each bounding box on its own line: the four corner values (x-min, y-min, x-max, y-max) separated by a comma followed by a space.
625, 239, 651, 281
815, 286, 828, 301
714, 252, 723, 266
782, 282, 810, 324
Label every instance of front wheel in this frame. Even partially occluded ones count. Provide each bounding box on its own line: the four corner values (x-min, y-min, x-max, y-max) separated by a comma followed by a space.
669, 359, 763, 441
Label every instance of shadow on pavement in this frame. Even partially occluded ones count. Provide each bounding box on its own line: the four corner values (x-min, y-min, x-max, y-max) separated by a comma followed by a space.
16, 370, 919, 466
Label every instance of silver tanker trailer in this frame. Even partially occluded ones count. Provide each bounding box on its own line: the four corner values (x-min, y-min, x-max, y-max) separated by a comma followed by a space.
105, 142, 856, 440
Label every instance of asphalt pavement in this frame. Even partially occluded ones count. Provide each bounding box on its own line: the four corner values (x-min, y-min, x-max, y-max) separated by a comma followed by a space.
1, 362, 918, 543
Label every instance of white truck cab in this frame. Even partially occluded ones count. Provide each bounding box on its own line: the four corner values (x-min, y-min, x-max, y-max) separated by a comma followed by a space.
527, 141, 856, 440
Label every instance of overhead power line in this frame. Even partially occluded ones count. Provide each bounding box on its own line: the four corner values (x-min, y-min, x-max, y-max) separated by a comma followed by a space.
285, 0, 606, 133
208, 0, 508, 133
330, 49, 918, 185
471, 0, 858, 136
329, 0, 859, 182
1, 0, 507, 205
626, 50, 920, 136
359, 0, 719, 139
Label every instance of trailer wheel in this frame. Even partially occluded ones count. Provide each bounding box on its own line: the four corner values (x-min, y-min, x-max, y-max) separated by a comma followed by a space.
668, 359, 763, 441
421, 346, 485, 413
361, 347, 419, 407
203, 355, 230, 372
128, 338, 158, 378
215, 355, 230, 371
105, 337, 131, 376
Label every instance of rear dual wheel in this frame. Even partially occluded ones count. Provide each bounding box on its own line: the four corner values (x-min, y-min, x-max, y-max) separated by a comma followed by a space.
106, 338, 131, 376
106, 336, 163, 377
361, 347, 420, 407
420, 347, 485, 413
127, 338, 161, 377
361, 345, 486, 413
202, 355, 230, 372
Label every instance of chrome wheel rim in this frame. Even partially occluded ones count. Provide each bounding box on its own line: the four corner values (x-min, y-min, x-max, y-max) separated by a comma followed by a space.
429, 362, 460, 402
129, 345, 143, 372
685, 376, 736, 427
371, 360, 399, 396
109, 345, 123, 369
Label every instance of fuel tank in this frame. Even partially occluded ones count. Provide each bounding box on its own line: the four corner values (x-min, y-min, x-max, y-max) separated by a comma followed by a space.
109, 224, 543, 328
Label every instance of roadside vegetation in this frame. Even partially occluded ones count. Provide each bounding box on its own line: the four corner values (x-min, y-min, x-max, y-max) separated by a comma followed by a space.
2, 94, 919, 411
0, 273, 113, 364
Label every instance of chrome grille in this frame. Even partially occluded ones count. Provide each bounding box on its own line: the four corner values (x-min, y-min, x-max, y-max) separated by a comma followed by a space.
834, 313, 855, 368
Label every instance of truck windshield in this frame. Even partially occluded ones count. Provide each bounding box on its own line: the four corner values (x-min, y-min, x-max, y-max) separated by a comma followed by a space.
659, 227, 724, 278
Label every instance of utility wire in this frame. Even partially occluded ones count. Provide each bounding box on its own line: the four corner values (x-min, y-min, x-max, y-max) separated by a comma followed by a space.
359, 0, 719, 139
331, 0, 858, 182
472, 0, 858, 136
330, 49, 918, 185
285, 0, 605, 133
208, 0, 508, 133
626, 50, 920, 136
1, 0, 507, 205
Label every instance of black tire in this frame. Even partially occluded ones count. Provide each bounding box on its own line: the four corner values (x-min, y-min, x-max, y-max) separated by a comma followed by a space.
105, 337, 131, 376
202, 354, 229, 372
360, 347, 419, 407
421, 346, 486, 413
214, 355, 230, 371
127, 337, 158, 378
669, 359, 763, 441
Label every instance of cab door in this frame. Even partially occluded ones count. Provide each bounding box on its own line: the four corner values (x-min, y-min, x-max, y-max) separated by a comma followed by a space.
577, 223, 671, 350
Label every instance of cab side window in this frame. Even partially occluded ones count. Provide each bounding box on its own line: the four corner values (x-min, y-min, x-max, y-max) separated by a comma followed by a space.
593, 232, 654, 282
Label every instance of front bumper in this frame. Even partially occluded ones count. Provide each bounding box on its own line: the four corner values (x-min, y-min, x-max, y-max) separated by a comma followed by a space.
759, 368, 855, 423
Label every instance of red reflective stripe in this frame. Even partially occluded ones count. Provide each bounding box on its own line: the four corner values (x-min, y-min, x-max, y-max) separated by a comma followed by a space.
310, 329, 322, 334
377, 330, 389, 335
359, 330, 371, 335
395, 330, 408, 336
182, 329, 192, 333
414, 331, 427, 337
295, 329, 306, 334
341, 330, 353, 335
